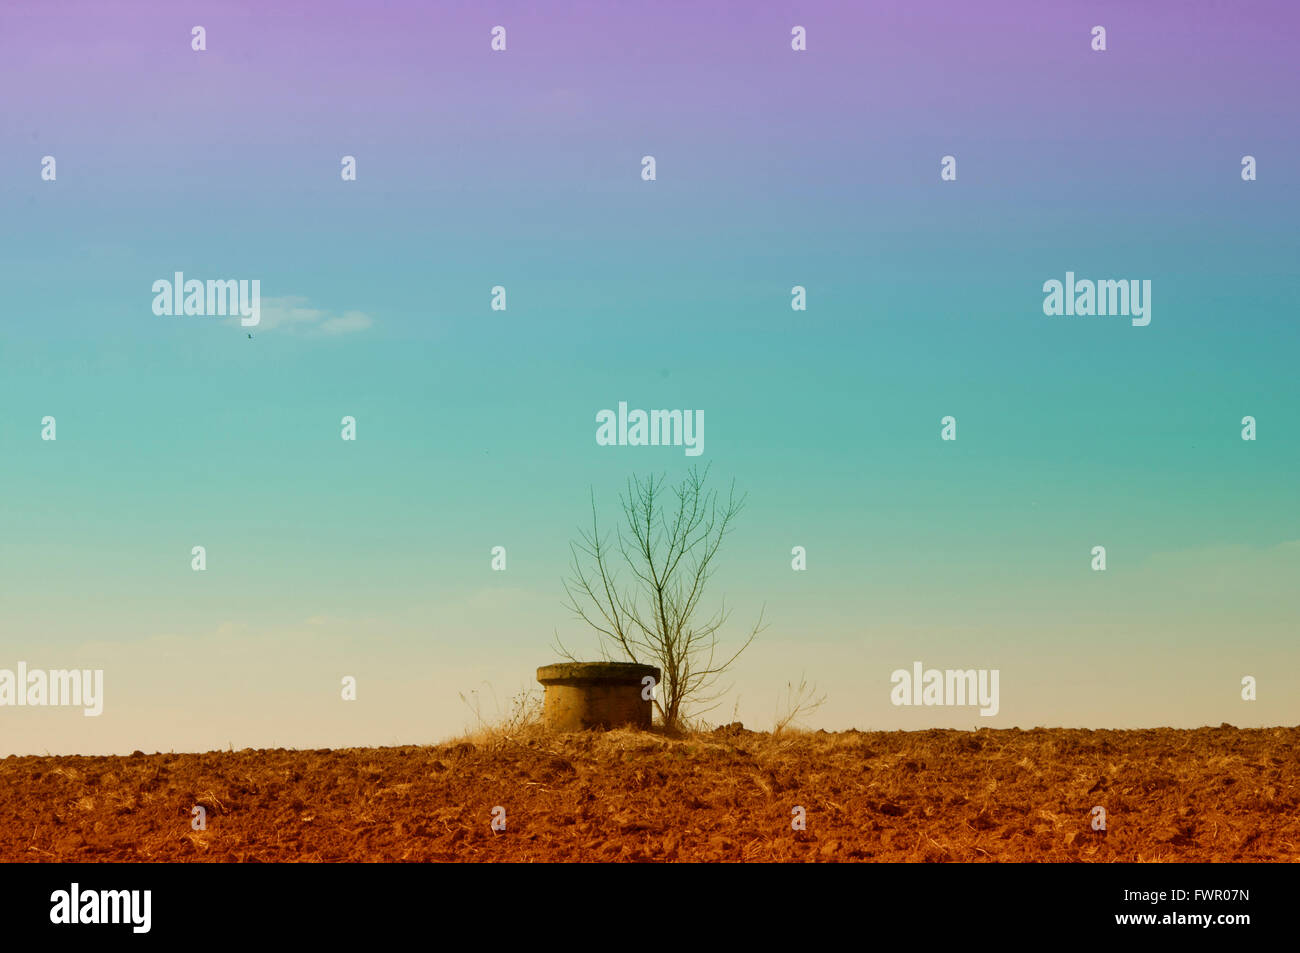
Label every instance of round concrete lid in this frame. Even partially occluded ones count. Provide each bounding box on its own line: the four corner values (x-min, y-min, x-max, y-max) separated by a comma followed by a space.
537, 662, 661, 685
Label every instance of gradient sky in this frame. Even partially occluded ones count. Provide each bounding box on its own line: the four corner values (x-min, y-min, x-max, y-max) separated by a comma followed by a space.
2, 0, 1298, 755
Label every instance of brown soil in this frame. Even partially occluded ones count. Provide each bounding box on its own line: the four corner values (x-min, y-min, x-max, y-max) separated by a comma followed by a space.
2, 726, 1296, 862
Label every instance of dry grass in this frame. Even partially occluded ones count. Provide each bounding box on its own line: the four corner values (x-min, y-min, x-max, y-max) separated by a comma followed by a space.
772, 675, 827, 737
454, 688, 545, 750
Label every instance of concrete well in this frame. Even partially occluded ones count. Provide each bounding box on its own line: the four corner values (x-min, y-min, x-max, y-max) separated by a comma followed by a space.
536, 662, 661, 731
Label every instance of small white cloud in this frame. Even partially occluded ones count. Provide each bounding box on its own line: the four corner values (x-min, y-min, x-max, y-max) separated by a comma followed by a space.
256, 296, 325, 331
229, 295, 373, 335
320, 311, 373, 335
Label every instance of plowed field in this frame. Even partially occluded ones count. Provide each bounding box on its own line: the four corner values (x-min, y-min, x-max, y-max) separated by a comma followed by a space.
2, 726, 1296, 862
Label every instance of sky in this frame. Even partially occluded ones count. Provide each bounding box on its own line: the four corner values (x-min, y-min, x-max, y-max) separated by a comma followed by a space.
1, 0, 1298, 755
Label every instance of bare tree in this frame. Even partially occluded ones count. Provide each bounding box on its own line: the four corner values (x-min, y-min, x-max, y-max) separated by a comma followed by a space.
557, 465, 765, 730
